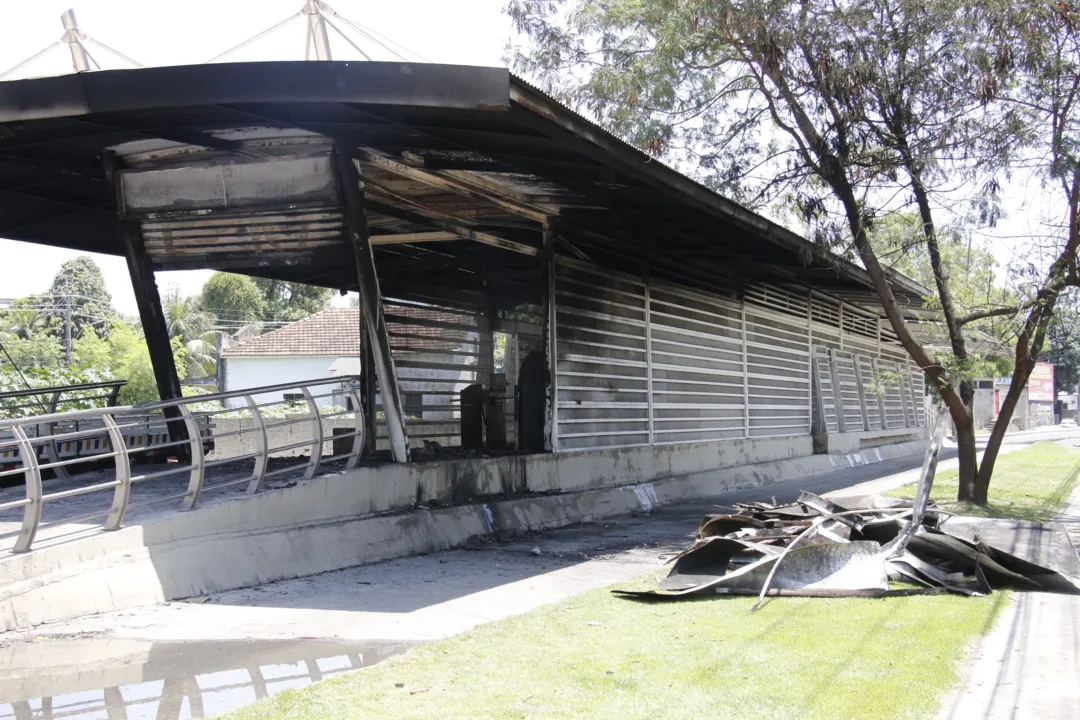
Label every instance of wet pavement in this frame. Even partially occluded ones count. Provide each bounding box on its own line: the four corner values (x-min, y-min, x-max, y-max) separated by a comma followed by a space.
0, 638, 411, 719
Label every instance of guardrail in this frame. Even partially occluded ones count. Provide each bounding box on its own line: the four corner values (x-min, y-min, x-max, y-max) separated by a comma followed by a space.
0, 379, 128, 417
0, 377, 365, 553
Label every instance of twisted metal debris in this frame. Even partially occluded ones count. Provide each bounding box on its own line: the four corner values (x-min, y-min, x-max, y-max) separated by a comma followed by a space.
618, 419, 1080, 606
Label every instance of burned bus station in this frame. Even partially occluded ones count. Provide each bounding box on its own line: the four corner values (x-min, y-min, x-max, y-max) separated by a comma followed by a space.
0, 59, 929, 632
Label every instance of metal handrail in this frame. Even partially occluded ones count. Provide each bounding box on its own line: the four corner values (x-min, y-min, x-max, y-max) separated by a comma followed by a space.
0, 376, 366, 553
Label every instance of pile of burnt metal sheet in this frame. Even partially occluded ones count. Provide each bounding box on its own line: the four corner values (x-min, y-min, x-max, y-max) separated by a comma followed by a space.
618, 426, 1080, 607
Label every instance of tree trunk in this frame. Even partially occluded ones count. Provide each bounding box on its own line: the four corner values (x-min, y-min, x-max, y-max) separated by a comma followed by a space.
974, 369, 1028, 504
954, 406, 979, 502
974, 307, 1055, 500
907, 167, 980, 501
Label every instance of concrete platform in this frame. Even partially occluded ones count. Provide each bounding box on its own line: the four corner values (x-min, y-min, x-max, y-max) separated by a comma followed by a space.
0, 435, 928, 632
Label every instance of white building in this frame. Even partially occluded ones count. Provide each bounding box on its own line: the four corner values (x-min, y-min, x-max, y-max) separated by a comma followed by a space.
219, 308, 364, 409
219, 305, 481, 429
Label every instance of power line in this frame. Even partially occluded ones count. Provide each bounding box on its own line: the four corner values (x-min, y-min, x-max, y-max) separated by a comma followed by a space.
0, 338, 49, 412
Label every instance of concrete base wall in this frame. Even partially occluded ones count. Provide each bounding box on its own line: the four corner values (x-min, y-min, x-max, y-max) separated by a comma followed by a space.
0, 435, 925, 632
208, 417, 461, 458
814, 426, 928, 454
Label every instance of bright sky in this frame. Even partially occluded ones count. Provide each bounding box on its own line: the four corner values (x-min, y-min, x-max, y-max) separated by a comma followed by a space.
0, 0, 512, 315
0, 2, 1062, 317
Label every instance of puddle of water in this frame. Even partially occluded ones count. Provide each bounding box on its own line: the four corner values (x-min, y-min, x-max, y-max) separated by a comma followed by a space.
0, 637, 411, 719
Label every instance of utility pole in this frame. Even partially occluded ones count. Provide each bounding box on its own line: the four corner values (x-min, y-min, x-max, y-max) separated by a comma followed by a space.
63, 296, 72, 366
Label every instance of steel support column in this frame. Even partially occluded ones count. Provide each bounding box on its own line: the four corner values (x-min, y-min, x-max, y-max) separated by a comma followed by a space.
335, 147, 410, 462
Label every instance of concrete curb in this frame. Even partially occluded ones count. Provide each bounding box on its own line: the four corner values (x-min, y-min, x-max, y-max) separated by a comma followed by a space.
0, 439, 927, 632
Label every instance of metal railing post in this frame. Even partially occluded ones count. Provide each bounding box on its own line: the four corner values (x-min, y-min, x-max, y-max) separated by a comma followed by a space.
43, 390, 71, 482
245, 394, 269, 494
346, 386, 365, 470
180, 405, 207, 510
302, 387, 323, 479
102, 413, 131, 531
12, 425, 42, 553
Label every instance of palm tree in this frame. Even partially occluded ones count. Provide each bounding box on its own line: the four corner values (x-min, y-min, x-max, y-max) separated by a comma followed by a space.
0, 307, 48, 340
162, 287, 217, 377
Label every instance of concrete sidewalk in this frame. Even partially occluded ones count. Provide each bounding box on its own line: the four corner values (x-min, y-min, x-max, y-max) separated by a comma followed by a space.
0, 445, 979, 647
938, 486, 1080, 720
0, 429, 1072, 720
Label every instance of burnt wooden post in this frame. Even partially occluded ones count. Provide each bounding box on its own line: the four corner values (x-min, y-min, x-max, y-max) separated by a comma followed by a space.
121, 221, 184, 404
542, 220, 558, 452
334, 146, 410, 462
360, 327, 377, 455
104, 153, 188, 447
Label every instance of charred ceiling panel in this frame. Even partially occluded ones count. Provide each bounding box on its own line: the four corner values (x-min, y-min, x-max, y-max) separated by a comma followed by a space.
118, 153, 348, 271
120, 154, 338, 214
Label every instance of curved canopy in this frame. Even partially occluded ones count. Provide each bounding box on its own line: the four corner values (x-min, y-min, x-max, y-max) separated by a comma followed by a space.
0, 61, 926, 313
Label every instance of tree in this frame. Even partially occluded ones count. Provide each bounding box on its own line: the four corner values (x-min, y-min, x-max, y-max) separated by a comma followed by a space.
70, 326, 111, 372
44, 256, 115, 339
963, 0, 1080, 496
201, 272, 265, 325
0, 335, 63, 369
509, 0, 1077, 504
0, 302, 49, 340
254, 279, 333, 322
163, 287, 216, 377
872, 215, 1013, 337
1043, 291, 1080, 395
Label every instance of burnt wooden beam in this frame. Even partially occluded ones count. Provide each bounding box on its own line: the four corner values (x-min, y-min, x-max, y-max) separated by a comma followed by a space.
363, 197, 540, 257
360, 330, 377, 456
358, 148, 550, 223
369, 231, 458, 244
542, 222, 558, 452
334, 145, 411, 463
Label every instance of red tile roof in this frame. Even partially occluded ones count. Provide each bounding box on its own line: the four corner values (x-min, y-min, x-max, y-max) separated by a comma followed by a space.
221, 308, 362, 357
221, 305, 478, 357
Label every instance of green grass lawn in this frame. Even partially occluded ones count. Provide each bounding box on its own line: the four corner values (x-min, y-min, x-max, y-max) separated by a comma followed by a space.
889, 441, 1080, 522
218, 443, 1080, 720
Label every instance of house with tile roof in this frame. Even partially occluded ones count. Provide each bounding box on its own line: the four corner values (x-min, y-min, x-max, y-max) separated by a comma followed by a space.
219, 306, 482, 423
219, 308, 363, 408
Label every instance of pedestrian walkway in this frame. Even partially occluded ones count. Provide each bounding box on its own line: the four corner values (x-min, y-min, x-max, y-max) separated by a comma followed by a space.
0, 429, 1073, 720
938, 486, 1080, 720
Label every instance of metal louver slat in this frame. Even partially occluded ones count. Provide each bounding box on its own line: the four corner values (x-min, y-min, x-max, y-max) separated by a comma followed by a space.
374, 298, 488, 449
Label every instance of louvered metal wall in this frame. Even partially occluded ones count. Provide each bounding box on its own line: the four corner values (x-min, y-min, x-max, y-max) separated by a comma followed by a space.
375, 298, 490, 449
855, 354, 884, 430
649, 282, 746, 444
552, 259, 815, 451
743, 287, 812, 438
551, 258, 927, 452
552, 261, 649, 450
807, 294, 928, 433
